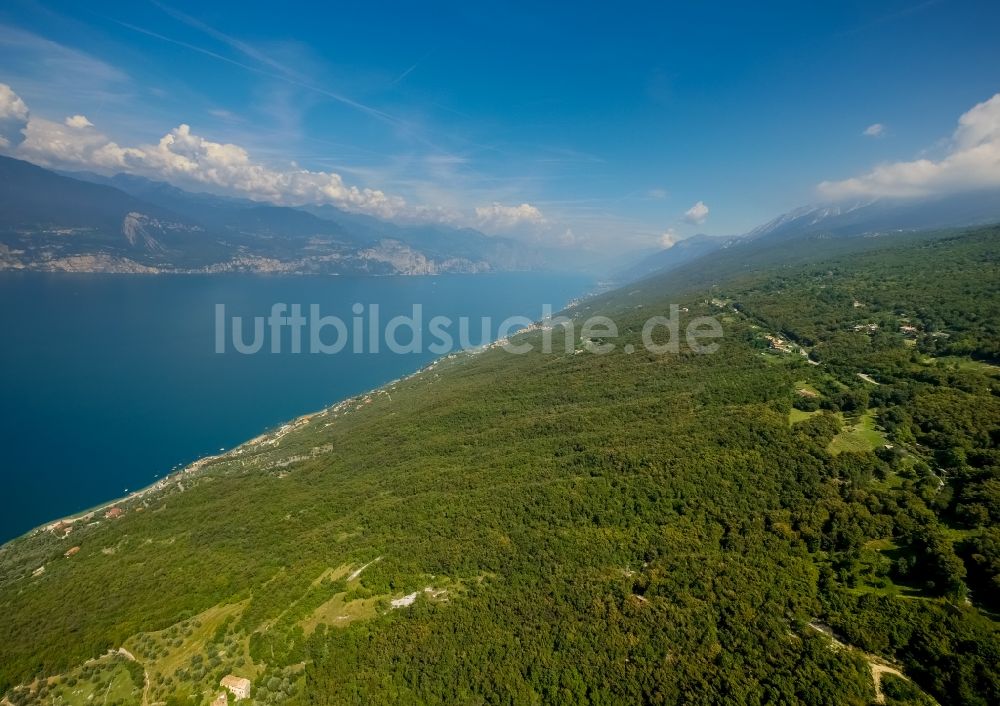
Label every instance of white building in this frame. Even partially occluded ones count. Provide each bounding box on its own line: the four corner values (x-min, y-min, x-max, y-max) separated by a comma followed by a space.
220, 675, 251, 700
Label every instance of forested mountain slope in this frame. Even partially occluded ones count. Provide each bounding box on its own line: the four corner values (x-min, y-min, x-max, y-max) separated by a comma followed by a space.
1, 226, 997, 705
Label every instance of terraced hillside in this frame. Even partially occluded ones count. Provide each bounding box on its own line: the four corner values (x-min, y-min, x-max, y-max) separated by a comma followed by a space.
1, 226, 998, 705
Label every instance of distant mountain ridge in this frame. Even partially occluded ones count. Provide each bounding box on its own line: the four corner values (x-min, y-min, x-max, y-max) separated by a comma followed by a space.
0, 157, 547, 275
616, 189, 1000, 284
614, 233, 742, 282
4, 155, 1000, 278
745, 190, 1000, 242
0, 160, 185, 234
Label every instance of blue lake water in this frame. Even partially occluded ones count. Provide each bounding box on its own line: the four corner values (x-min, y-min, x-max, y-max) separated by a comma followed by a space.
0, 272, 591, 542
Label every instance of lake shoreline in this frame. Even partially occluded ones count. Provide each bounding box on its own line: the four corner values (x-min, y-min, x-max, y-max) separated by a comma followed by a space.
0, 271, 594, 543
7, 292, 597, 548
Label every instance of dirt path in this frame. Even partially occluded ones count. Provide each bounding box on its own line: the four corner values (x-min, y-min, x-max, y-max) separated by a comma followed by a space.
871, 663, 907, 704
141, 667, 151, 706
807, 623, 918, 703
347, 556, 382, 581
113, 646, 150, 706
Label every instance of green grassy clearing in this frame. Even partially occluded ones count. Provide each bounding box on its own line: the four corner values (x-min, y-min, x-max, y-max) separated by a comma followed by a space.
45, 656, 142, 706
789, 408, 821, 424
828, 411, 886, 455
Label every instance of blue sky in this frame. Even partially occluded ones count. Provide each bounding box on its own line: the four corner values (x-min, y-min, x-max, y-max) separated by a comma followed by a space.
1, 0, 999, 251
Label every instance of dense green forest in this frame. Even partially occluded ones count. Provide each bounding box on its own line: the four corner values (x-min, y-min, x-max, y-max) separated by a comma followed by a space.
1, 226, 997, 705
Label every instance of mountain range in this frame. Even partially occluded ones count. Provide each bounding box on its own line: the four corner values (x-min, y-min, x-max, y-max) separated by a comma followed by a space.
3, 154, 1000, 280
0, 156, 550, 275
616, 188, 1000, 283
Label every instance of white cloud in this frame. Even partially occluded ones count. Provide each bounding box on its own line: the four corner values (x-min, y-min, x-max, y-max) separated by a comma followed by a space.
0, 83, 29, 121
475, 202, 546, 231
683, 200, 709, 225
659, 227, 679, 249
820, 93, 1000, 200
19, 116, 123, 166
955, 94, 1000, 148
0, 83, 29, 149
558, 228, 577, 247
64, 114, 93, 129
863, 123, 885, 138
647, 187, 668, 200
1, 82, 576, 239
12, 88, 407, 219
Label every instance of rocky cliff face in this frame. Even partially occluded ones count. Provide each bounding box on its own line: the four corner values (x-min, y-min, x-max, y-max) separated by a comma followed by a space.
120, 213, 169, 251
356, 240, 492, 275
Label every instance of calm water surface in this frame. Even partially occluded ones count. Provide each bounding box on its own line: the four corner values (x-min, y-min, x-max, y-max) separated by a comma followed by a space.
0, 272, 591, 542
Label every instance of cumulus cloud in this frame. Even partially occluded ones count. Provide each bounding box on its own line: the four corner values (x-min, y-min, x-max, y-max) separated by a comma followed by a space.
6, 82, 406, 219
659, 227, 679, 249
475, 202, 546, 231
863, 123, 885, 138
0, 83, 570, 238
683, 200, 709, 225
0, 83, 29, 149
820, 94, 1000, 200
64, 114, 94, 128
19, 116, 122, 166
